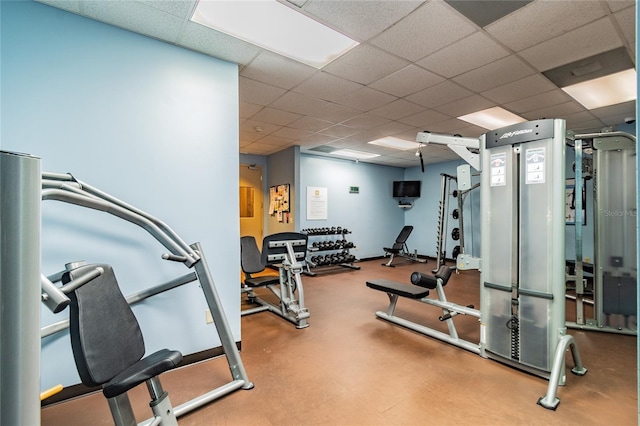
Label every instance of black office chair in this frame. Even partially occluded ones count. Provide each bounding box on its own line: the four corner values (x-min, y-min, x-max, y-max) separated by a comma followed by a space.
64, 263, 183, 426
240, 236, 280, 316
382, 225, 425, 267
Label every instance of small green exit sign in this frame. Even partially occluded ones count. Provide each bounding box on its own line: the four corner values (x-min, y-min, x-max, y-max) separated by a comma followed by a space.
349, 186, 359, 194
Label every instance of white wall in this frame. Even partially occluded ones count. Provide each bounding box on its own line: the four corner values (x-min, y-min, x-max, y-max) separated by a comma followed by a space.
1, 1, 241, 390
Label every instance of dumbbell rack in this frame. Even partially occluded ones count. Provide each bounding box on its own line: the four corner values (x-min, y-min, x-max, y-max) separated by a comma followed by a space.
301, 227, 360, 276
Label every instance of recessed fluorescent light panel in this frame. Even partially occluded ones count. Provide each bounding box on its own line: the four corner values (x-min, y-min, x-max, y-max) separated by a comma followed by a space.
332, 149, 380, 159
191, 0, 359, 68
458, 107, 526, 130
368, 137, 420, 151
561, 68, 636, 109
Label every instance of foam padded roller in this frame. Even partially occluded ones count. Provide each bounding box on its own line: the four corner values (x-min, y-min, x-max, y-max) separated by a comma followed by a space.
410, 271, 437, 289
434, 265, 452, 286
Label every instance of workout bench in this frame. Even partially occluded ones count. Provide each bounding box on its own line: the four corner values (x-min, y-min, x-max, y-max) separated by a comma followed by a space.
382, 225, 426, 267
367, 265, 480, 354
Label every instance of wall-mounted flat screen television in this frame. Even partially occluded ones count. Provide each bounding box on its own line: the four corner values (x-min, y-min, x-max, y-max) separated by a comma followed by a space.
393, 180, 421, 198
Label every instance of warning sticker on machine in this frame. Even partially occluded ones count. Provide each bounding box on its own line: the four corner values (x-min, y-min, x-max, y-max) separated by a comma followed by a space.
489, 153, 506, 187
525, 147, 545, 184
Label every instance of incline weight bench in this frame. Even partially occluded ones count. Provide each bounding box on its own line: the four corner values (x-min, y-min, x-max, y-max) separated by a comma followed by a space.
382, 225, 426, 267
241, 232, 310, 329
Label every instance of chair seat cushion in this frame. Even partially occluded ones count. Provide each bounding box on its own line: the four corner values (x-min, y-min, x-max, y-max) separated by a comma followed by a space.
245, 275, 280, 287
103, 349, 183, 398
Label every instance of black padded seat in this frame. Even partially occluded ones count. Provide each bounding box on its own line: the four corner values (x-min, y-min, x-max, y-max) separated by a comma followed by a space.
383, 225, 413, 255
240, 236, 280, 287
64, 263, 183, 399
366, 279, 429, 299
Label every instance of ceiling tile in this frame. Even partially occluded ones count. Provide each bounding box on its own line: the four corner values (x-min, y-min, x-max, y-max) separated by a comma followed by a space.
589, 100, 636, 122
82, 0, 185, 42
607, 0, 636, 12
241, 119, 282, 136
178, 22, 261, 65
239, 101, 263, 119
481, 74, 559, 104
322, 44, 409, 85
250, 107, 303, 126
485, 0, 608, 52
445, 0, 532, 27
453, 55, 535, 92
369, 99, 425, 121
519, 17, 624, 72
334, 87, 397, 112
137, 0, 196, 19
239, 77, 287, 106
270, 91, 330, 116
614, 5, 636, 48
371, 1, 476, 62
293, 72, 363, 102
503, 89, 573, 114
317, 124, 361, 138
287, 116, 334, 132
240, 51, 317, 90
313, 102, 362, 123
416, 31, 510, 78
406, 81, 473, 109
434, 95, 495, 117
399, 109, 451, 128
271, 127, 314, 140
301, 0, 422, 41
341, 113, 391, 130
369, 65, 445, 97
520, 100, 586, 122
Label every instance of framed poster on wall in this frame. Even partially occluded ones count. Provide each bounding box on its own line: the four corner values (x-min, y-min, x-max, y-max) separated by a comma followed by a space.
307, 186, 327, 220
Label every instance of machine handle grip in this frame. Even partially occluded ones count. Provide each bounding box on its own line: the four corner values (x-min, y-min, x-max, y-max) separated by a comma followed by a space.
162, 253, 188, 263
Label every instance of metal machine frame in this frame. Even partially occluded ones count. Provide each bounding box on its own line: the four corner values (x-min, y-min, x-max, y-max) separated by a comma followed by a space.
415, 119, 587, 409
38, 171, 253, 425
566, 131, 637, 335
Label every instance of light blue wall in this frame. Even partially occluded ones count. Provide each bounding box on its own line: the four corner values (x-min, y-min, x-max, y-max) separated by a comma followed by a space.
1, 1, 240, 390
404, 161, 481, 259
299, 154, 405, 259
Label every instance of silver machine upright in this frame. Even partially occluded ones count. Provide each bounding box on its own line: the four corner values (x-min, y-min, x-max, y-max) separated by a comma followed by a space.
479, 119, 586, 409
416, 118, 587, 409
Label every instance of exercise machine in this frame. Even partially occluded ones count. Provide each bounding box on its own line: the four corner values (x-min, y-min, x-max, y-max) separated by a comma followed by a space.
382, 225, 426, 267
368, 119, 587, 409
566, 130, 637, 334
34, 169, 253, 424
241, 232, 310, 328
367, 265, 481, 354
433, 167, 480, 271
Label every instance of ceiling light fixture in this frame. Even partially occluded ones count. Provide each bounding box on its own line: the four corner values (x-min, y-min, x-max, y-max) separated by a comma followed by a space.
191, 0, 359, 69
561, 68, 636, 109
368, 137, 420, 151
458, 107, 526, 130
332, 149, 380, 159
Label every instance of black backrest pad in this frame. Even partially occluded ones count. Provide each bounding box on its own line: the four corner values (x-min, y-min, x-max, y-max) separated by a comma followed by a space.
396, 226, 413, 243
65, 264, 145, 387
261, 232, 308, 266
240, 236, 266, 275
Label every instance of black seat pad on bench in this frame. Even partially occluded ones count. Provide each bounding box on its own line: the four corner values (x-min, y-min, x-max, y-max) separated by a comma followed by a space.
366, 279, 429, 299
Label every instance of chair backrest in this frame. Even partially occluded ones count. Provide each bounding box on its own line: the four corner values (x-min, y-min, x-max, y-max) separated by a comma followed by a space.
261, 232, 308, 266
240, 236, 267, 276
396, 226, 414, 244
64, 263, 145, 387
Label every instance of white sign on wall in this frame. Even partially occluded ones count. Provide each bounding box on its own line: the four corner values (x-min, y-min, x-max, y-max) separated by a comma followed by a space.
307, 186, 328, 220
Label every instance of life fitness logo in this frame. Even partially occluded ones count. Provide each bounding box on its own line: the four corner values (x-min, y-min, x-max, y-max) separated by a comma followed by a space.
499, 128, 533, 139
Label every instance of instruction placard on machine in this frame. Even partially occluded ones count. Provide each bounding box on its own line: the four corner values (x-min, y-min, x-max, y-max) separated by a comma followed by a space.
490, 153, 506, 187
525, 147, 545, 184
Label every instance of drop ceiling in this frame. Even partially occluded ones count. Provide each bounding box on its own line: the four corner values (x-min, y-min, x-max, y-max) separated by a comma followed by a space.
37, 0, 636, 168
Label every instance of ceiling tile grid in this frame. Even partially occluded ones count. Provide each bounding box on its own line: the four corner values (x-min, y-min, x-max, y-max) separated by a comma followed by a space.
35, 0, 636, 168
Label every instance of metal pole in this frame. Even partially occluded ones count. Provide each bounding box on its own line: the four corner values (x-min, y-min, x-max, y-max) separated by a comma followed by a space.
0, 151, 41, 426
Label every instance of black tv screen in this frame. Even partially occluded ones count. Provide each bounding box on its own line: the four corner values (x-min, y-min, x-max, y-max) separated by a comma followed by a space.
393, 180, 421, 198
